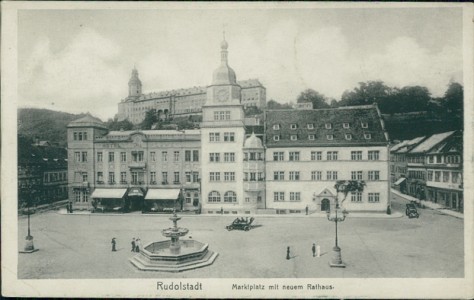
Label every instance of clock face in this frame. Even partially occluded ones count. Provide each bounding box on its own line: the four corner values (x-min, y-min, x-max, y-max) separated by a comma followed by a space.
216, 88, 229, 102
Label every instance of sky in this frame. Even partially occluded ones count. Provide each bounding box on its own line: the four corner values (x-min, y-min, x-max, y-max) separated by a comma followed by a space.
18, 6, 463, 120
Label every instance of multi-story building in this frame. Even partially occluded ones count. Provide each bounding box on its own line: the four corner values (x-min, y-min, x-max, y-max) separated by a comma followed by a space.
390, 136, 426, 193
264, 104, 391, 214
118, 68, 266, 124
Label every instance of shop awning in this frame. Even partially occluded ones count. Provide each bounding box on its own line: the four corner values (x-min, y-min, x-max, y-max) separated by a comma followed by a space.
145, 189, 180, 200
394, 178, 406, 186
128, 187, 144, 197
91, 189, 127, 199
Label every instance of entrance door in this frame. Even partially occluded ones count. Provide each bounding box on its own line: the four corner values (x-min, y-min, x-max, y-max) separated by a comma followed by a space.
321, 198, 330, 212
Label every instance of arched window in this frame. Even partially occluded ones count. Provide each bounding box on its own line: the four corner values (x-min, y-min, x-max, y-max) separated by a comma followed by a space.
208, 191, 221, 203
224, 191, 237, 203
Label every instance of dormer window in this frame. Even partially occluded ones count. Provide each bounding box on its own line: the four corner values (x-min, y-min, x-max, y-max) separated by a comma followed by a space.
327, 134, 333, 140
307, 123, 314, 129
345, 134, 352, 140
290, 135, 298, 141
343, 123, 350, 129
308, 134, 315, 140
364, 133, 372, 140
290, 124, 298, 130
273, 124, 280, 130
325, 123, 332, 129
361, 122, 368, 128
273, 135, 280, 141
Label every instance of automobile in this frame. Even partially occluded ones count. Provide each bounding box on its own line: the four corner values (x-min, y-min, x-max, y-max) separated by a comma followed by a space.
226, 217, 255, 231
406, 202, 419, 219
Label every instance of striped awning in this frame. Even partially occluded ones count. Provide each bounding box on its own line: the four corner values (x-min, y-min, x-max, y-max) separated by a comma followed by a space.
145, 189, 180, 201
91, 189, 127, 199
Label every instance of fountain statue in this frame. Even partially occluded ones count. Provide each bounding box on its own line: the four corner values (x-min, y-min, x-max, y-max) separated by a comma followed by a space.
129, 209, 218, 272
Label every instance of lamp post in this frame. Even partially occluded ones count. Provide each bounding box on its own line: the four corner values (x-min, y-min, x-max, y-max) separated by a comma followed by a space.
20, 184, 39, 253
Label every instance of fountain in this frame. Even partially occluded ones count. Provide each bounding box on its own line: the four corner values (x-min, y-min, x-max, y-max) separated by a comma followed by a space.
129, 210, 218, 272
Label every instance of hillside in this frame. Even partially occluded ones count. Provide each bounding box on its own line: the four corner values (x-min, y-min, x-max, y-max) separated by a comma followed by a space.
18, 108, 87, 147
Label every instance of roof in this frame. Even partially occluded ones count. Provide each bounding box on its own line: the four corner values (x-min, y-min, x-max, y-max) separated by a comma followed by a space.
99, 129, 201, 141
427, 131, 462, 154
392, 136, 426, 153
18, 141, 67, 169
145, 189, 180, 200
409, 131, 456, 154
68, 114, 107, 129
265, 105, 388, 147
125, 79, 263, 102
244, 132, 263, 149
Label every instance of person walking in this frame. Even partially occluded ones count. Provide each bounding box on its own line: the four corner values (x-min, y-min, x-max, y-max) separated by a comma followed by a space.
312, 243, 316, 257
306, 205, 309, 215
135, 238, 140, 252
111, 238, 117, 252
131, 238, 136, 252
286, 246, 291, 260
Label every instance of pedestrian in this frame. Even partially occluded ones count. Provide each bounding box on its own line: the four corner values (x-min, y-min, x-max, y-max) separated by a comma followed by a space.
135, 238, 140, 252
306, 205, 309, 215
111, 238, 117, 252
286, 246, 290, 260
131, 238, 136, 252
312, 243, 316, 257
220, 207, 224, 214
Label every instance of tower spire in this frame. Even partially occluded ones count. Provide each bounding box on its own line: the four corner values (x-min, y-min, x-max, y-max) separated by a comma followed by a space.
220, 32, 229, 65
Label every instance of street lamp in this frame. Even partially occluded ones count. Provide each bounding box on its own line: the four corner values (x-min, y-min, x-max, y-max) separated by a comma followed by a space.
20, 184, 39, 253
326, 181, 351, 268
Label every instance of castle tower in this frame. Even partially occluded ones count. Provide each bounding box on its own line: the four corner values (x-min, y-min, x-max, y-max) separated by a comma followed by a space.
128, 67, 142, 98
201, 34, 247, 214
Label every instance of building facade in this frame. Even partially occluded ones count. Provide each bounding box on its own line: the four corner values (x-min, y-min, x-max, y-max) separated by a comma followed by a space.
118, 68, 266, 124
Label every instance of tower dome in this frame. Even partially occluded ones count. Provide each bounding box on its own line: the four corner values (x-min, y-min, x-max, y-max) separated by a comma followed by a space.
244, 132, 263, 149
212, 37, 237, 85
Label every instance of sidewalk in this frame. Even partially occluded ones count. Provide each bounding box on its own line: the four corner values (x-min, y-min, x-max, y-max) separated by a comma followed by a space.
391, 189, 464, 219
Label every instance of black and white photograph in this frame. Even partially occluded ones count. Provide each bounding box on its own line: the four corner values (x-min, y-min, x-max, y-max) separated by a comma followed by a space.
2, 2, 473, 298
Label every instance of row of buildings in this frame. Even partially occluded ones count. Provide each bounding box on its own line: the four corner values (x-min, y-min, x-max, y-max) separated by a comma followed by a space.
67, 37, 392, 214
390, 130, 463, 212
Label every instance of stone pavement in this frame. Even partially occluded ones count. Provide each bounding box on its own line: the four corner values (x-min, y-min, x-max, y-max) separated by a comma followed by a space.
391, 189, 464, 219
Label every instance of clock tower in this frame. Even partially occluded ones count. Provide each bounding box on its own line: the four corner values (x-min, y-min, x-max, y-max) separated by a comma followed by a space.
201, 34, 247, 214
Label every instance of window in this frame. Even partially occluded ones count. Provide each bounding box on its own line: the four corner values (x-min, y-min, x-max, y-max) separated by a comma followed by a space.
224, 132, 235, 142
97, 152, 103, 162
368, 193, 380, 203
121, 152, 127, 162
82, 173, 88, 183
307, 123, 314, 129
368, 171, 380, 181
311, 151, 322, 161
273, 171, 284, 181
224, 172, 235, 181
274, 192, 285, 202
427, 170, 433, 181
325, 123, 332, 129
132, 151, 144, 162
224, 152, 235, 162
185, 150, 191, 162
345, 134, 352, 140
351, 192, 362, 202
245, 197, 250, 203
209, 153, 220, 162
361, 122, 368, 128
308, 134, 315, 140
174, 172, 180, 183
186, 193, 192, 204
429, 156, 434, 164
351, 151, 362, 160
224, 191, 237, 203
290, 192, 301, 201
311, 171, 322, 180
208, 191, 221, 203
193, 150, 199, 162
209, 132, 220, 142
120, 172, 127, 183
97, 172, 103, 183
290, 135, 298, 141
273, 124, 280, 130
290, 124, 298, 130
343, 123, 350, 129
81, 152, 88, 162
150, 152, 156, 162
185, 172, 191, 183
368, 151, 379, 160
193, 172, 199, 183
273, 152, 284, 161
108, 152, 115, 162
327, 151, 338, 160
326, 171, 338, 180
326, 134, 333, 140
289, 152, 300, 161
209, 172, 220, 181
289, 171, 300, 181
434, 171, 440, 182
108, 172, 115, 184
351, 171, 363, 180
174, 151, 180, 162
452, 172, 460, 184
214, 111, 231, 120
364, 133, 372, 139
73, 132, 77, 141
162, 151, 168, 162
162, 172, 168, 184
443, 171, 449, 182
273, 135, 280, 141
74, 152, 81, 162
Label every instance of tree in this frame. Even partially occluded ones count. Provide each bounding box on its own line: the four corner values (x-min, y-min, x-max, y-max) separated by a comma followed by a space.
267, 99, 293, 110
330, 99, 339, 108
443, 82, 463, 112
395, 86, 431, 113
105, 116, 134, 131
340, 81, 392, 107
334, 180, 366, 208
244, 106, 263, 117
296, 89, 330, 109
140, 109, 158, 130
